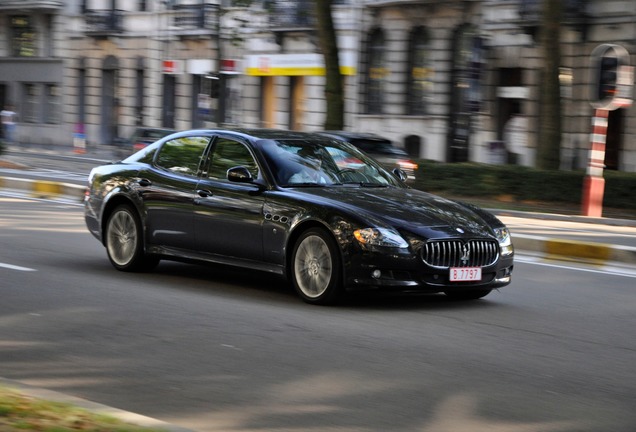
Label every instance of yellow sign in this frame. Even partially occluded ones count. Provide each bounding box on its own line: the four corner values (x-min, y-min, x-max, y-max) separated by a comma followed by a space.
245, 53, 357, 76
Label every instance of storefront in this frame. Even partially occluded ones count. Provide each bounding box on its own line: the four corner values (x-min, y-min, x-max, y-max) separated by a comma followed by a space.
244, 52, 356, 130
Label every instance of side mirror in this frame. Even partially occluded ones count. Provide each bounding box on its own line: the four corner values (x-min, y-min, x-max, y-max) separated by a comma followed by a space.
392, 168, 408, 182
227, 166, 254, 183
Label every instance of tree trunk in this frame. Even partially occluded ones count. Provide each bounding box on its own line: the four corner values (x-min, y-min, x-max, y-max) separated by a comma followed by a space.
314, 0, 344, 130
537, 0, 562, 170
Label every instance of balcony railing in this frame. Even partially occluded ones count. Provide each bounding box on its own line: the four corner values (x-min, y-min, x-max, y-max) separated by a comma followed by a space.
519, 0, 588, 24
0, 1, 63, 12
173, 3, 218, 31
84, 9, 123, 36
269, 0, 315, 30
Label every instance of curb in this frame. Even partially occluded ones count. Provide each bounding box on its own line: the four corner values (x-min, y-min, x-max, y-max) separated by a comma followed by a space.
0, 176, 85, 202
512, 233, 636, 266
492, 208, 636, 228
0, 378, 195, 432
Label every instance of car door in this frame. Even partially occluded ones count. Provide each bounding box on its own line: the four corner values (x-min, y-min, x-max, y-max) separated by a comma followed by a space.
137, 135, 211, 250
194, 135, 265, 261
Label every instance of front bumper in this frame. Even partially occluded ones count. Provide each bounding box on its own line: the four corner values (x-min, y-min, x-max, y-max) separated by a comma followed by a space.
343, 248, 514, 293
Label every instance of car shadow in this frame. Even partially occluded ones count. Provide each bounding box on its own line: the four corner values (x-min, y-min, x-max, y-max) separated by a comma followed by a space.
82, 258, 502, 311
339, 290, 502, 311
153, 261, 500, 311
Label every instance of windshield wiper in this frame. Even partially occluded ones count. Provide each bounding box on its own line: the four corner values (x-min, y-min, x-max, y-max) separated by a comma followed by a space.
340, 182, 388, 187
286, 182, 327, 187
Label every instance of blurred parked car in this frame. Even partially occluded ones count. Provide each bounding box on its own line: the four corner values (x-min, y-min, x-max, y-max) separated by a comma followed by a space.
318, 131, 418, 181
130, 127, 176, 152
114, 127, 176, 159
85, 128, 513, 305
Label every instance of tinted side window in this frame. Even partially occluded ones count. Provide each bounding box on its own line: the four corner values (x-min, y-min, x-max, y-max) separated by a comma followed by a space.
207, 138, 259, 180
155, 137, 210, 177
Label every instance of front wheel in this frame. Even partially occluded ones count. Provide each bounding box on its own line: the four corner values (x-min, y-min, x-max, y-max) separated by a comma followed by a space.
291, 228, 342, 305
443, 288, 492, 301
105, 205, 159, 272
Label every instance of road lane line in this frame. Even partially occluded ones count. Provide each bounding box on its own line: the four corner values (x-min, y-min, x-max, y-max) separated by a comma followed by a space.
516, 255, 636, 279
0, 263, 37, 272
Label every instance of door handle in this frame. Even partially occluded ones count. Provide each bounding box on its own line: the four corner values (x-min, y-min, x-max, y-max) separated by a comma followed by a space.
137, 178, 152, 187
197, 189, 213, 198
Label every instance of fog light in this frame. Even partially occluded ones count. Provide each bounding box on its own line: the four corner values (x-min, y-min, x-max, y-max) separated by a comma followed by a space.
372, 269, 382, 279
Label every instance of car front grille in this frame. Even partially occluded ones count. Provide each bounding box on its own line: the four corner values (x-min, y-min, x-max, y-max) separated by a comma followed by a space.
421, 240, 499, 268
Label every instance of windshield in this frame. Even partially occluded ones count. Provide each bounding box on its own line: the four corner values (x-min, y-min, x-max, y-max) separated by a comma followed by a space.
259, 138, 404, 188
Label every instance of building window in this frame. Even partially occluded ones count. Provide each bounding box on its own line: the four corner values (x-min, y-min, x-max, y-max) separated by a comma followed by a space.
136, 67, 145, 126
11, 15, 38, 57
21, 83, 61, 124
365, 28, 386, 114
447, 24, 484, 163
45, 85, 61, 124
44, 14, 53, 57
407, 27, 432, 115
78, 60, 87, 128
23, 84, 39, 123
451, 26, 484, 114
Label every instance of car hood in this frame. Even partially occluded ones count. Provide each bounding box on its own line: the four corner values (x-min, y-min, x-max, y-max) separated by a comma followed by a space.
290, 186, 497, 238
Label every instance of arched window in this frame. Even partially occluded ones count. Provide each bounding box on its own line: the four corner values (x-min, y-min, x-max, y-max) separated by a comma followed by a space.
364, 28, 386, 114
407, 26, 432, 115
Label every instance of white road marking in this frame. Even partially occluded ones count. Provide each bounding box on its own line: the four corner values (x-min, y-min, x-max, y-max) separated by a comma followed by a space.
0, 263, 37, 272
516, 255, 636, 279
0, 191, 83, 206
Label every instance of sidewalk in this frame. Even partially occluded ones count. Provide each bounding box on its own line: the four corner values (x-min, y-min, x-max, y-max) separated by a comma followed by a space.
3, 141, 121, 160
494, 210, 636, 267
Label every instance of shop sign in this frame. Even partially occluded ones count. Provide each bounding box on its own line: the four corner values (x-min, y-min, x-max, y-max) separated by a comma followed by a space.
163, 60, 184, 74
244, 53, 356, 76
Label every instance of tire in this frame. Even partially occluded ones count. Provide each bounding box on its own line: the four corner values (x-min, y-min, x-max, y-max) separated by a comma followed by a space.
105, 205, 159, 272
443, 288, 492, 301
291, 228, 342, 305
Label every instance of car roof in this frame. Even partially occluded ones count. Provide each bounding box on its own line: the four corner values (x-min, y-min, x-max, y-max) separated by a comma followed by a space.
173, 128, 337, 143
319, 131, 392, 143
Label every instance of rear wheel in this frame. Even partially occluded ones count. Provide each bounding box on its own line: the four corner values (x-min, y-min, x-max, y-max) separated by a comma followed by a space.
444, 288, 492, 300
105, 205, 159, 272
291, 228, 342, 305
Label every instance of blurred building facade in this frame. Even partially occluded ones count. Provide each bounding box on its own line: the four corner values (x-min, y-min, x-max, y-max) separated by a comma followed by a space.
1, 0, 636, 171
0, 1, 67, 145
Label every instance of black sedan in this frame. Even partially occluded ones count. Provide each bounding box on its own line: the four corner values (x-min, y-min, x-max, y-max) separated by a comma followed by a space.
85, 129, 513, 304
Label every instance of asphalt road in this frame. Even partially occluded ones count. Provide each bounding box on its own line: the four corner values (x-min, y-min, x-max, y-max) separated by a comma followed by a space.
3, 149, 636, 266
2, 197, 636, 432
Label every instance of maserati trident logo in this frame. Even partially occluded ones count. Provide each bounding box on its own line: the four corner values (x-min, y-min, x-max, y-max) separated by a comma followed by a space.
460, 244, 470, 265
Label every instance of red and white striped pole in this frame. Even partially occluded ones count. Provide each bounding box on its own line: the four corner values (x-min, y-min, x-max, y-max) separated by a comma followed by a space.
581, 108, 608, 217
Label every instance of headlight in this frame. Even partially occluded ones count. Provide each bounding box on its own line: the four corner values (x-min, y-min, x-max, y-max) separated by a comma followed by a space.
495, 227, 513, 256
353, 228, 408, 248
